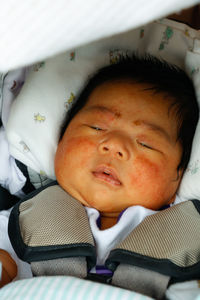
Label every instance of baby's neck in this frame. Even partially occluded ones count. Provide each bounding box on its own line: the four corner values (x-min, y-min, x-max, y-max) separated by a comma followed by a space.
100, 213, 118, 230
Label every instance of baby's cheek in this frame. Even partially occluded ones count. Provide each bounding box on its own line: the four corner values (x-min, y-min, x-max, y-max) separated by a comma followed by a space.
128, 156, 165, 197
64, 136, 95, 153
56, 136, 96, 172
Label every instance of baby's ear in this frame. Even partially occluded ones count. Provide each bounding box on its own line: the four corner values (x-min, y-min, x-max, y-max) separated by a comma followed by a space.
0, 249, 18, 288
178, 167, 185, 181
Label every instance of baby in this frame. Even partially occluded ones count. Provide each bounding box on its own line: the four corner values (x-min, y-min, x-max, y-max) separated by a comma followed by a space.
55, 54, 198, 229
0, 54, 198, 287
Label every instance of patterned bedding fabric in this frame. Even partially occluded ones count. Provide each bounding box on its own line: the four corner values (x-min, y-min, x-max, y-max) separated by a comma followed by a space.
1, 276, 200, 300
0, 276, 153, 300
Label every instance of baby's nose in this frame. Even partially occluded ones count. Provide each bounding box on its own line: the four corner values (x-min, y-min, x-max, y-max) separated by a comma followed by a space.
98, 134, 130, 160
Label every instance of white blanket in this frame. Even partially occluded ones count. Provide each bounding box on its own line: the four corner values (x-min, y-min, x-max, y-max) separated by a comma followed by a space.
0, 0, 199, 72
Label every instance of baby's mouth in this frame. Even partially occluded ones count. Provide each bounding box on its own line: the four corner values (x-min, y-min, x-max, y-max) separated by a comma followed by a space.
92, 166, 122, 186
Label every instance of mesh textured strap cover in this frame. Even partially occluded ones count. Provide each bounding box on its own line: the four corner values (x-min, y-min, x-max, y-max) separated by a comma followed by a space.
8, 183, 96, 270
106, 200, 200, 282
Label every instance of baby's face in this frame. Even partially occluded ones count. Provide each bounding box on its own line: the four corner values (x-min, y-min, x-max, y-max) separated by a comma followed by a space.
55, 80, 182, 216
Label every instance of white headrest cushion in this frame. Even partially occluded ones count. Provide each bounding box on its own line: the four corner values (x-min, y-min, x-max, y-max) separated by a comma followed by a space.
6, 19, 200, 201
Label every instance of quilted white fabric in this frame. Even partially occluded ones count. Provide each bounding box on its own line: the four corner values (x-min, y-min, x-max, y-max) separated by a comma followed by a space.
0, 0, 199, 72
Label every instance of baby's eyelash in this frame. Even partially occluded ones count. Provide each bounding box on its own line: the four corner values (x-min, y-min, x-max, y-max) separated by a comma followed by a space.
137, 141, 153, 150
90, 126, 103, 131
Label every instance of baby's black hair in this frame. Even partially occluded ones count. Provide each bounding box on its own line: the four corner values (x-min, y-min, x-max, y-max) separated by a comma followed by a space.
60, 54, 199, 172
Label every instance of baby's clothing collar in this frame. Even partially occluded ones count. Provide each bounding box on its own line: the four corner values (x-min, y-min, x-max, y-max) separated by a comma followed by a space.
85, 194, 182, 266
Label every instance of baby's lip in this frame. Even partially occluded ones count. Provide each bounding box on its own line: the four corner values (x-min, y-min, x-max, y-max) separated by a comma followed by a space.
92, 165, 122, 186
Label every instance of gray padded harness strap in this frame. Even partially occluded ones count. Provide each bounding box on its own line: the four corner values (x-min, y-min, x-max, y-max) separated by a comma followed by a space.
31, 257, 87, 278
18, 185, 95, 247
107, 200, 200, 268
105, 200, 200, 298
8, 184, 96, 272
8, 184, 200, 299
112, 264, 170, 300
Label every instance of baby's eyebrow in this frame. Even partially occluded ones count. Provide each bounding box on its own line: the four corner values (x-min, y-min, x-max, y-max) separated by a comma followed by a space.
134, 120, 172, 144
84, 105, 119, 117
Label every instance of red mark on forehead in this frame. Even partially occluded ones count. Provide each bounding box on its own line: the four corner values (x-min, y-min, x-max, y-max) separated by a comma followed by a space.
134, 120, 142, 126
105, 106, 122, 119
84, 105, 121, 120
114, 111, 121, 118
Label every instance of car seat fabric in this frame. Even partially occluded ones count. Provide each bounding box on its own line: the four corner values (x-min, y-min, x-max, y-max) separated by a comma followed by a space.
8, 184, 200, 299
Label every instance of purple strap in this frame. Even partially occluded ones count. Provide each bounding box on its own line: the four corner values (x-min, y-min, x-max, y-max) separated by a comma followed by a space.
95, 265, 113, 275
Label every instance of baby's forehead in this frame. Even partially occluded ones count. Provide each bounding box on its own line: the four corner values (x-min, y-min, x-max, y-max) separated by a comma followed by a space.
83, 80, 176, 121
86, 79, 175, 108
82, 79, 179, 134
87, 77, 176, 98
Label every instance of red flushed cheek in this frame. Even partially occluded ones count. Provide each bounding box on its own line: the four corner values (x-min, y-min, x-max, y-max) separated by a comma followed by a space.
128, 156, 166, 200
56, 136, 96, 170
63, 137, 95, 154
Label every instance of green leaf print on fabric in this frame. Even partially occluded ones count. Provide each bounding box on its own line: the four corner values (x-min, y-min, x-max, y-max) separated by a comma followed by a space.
140, 29, 145, 38
159, 27, 174, 51
187, 160, 200, 175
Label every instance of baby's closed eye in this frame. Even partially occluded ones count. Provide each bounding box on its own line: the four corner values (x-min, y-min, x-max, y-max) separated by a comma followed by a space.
90, 125, 103, 131
137, 140, 154, 150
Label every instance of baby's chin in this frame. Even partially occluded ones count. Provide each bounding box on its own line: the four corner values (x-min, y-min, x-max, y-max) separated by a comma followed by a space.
91, 203, 125, 216
99, 211, 121, 218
